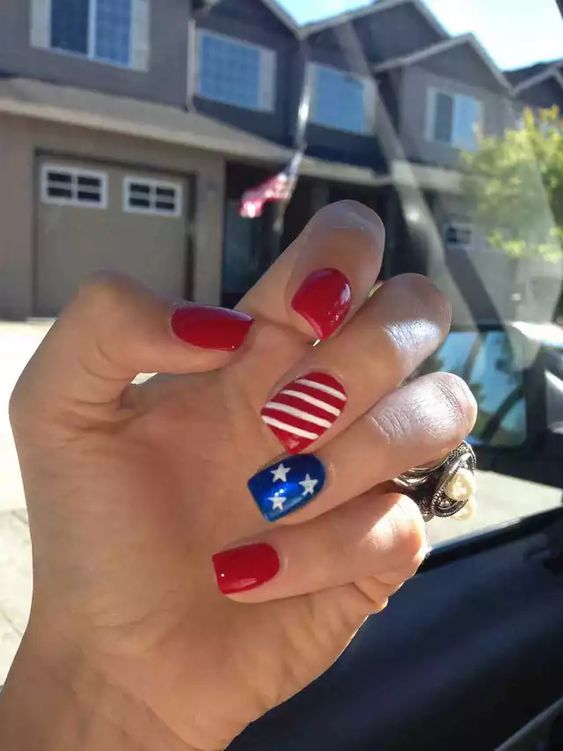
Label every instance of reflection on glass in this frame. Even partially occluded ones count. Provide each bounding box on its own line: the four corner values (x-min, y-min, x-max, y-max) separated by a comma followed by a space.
425, 330, 527, 448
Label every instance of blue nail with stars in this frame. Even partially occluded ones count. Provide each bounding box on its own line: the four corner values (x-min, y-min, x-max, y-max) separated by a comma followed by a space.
248, 454, 326, 522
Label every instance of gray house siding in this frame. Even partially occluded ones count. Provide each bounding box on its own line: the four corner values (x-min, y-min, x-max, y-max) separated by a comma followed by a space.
0, 0, 190, 107
399, 63, 509, 168
517, 79, 563, 110
194, 0, 297, 145
306, 3, 444, 63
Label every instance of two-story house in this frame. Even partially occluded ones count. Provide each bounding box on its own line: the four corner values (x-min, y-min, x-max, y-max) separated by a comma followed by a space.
0, 0, 561, 323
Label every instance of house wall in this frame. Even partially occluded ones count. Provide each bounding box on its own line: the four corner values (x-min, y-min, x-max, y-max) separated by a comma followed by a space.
400, 60, 510, 168
517, 79, 563, 110
194, 0, 297, 145
0, 0, 190, 107
0, 113, 225, 319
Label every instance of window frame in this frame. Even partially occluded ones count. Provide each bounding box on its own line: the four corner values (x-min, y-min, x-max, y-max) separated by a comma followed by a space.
194, 29, 277, 113
308, 61, 377, 135
123, 176, 183, 218
41, 163, 108, 209
48, 0, 134, 69
426, 87, 483, 150
443, 219, 474, 251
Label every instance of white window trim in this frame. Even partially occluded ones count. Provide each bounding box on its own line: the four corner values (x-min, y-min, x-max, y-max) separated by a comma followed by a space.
46, 0, 134, 69
123, 176, 183, 218
41, 164, 108, 209
195, 29, 277, 113
308, 61, 377, 135
426, 87, 483, 149
444, 219, 474, 251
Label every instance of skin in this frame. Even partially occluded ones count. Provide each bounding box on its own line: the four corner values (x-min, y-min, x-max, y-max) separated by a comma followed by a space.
0, 202, 476, 751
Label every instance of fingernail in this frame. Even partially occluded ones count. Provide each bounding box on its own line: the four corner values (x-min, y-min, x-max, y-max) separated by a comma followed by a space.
291, 268, 351, 339
261, 371, 347, 453
248, 454, 326, 522
171, 305, 253, 351
212, 543, 280, 595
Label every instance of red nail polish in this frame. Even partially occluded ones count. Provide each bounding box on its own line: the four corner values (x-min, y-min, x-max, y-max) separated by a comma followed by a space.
212, 543, 280, 595
261, 371, 347, 453
171, 306, 253, 351
291, 268, 351, 339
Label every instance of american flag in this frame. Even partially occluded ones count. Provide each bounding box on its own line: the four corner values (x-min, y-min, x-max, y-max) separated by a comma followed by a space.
239, 152, 302, 219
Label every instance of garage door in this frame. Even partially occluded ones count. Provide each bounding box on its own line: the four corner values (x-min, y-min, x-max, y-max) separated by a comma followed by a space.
35, 157, 190, 316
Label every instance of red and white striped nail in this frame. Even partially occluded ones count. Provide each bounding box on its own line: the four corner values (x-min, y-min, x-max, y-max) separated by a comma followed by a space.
261, 371, 347, 453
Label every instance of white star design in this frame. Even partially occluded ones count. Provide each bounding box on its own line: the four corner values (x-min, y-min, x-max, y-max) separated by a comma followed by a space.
271, 463, 290, 483
299, 474, 319, 496
269, 495, 285, 511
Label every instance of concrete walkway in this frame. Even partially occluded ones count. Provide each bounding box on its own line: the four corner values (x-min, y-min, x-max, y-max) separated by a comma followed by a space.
0, 321, 561, 684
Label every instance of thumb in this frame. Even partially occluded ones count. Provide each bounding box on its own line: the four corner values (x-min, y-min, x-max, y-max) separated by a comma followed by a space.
11, 272, 254, 422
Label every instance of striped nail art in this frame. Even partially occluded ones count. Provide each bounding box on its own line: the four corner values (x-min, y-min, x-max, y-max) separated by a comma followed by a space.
261, 371, 347, 453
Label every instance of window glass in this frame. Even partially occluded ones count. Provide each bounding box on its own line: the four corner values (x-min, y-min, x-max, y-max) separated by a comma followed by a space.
42, 165, 106, 208
124, 178, 182, 216
433, 91, 454, 143
50, 0, 89, 55
311, 64, 368, 133
198, 33, 266, 111
95, 0, 132, 65
453, 94, 480, 150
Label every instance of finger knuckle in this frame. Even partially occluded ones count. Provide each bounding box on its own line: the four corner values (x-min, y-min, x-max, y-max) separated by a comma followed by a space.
74, 271, 135, 316
390, 496, 427, 572
433, 372, 478, 439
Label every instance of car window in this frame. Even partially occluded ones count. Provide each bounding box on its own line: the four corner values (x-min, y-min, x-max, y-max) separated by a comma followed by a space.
1, 0, 562, 687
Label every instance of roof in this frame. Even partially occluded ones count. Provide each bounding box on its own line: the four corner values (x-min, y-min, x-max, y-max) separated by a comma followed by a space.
301, 0, 448, 40
510, 66, 563, 96
505, 61, 562, 86
371, 33, 512, 90
0, 76, 385, 186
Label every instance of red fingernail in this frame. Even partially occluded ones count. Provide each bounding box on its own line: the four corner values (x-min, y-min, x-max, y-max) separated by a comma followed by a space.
291, 268, 351, 339
171, 305, 253, 351
212, 543, 280, 595
261, 371, 347, 453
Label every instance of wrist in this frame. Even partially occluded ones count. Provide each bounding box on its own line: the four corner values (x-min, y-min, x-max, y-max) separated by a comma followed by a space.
0, 622, 201, 751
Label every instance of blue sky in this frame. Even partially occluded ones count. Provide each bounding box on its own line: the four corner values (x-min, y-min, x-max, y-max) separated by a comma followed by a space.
278, 0, 563, 70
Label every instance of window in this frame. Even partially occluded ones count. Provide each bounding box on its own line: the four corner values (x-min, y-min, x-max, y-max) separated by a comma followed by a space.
196, 30, 276, 112
50, 0, 132, 66
41, 164, 108, 208
124, 177, 182, 217
427, 89, 481, 150
309, 63, 376, 134
444, 220, 473, 250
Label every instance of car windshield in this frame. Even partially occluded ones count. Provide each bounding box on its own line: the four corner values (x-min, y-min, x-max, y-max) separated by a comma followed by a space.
1, 0, 562, 686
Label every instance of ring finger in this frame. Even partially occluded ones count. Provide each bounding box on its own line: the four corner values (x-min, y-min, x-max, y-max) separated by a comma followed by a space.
248, 371, 477, 523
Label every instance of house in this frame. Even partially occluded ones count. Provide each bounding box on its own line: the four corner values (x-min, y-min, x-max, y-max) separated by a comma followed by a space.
0, 0, 561, 324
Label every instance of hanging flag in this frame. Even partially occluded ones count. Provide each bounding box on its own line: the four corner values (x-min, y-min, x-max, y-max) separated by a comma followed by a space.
239, 152, 302, 219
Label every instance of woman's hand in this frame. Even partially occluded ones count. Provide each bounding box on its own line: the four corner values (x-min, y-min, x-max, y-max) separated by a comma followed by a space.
0, 202, 476, 751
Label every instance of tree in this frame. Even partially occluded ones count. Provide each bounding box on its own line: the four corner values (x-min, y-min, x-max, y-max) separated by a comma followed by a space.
462, 106, 563, 262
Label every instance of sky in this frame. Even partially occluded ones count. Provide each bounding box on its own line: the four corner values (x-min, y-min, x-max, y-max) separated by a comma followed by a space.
278, 0, 563, 70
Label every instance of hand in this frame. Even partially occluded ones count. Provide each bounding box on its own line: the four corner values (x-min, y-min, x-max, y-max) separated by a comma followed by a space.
0, 202, 476, 751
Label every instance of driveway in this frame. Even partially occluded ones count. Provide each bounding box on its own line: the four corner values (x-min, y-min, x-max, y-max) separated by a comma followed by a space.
0, 322, 561, 684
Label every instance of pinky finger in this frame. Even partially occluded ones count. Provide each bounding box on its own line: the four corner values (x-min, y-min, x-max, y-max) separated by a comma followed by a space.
211, 492, 427, 603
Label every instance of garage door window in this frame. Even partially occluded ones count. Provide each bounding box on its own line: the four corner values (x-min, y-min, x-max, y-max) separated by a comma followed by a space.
124, 178, 182, 217
41, 165, 108, 208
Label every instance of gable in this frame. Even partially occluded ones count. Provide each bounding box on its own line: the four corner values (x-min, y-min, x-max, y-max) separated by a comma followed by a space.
518, 77, 563, 109
202, 0, 295, 39
306, 1, 444, 62
420, 44, 506, 92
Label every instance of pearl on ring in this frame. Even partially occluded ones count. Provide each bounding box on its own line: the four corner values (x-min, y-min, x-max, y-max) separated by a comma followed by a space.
444, 468, 476, 503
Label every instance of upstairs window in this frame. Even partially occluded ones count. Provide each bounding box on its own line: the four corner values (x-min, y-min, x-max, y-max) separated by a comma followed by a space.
196, 30, 276, 112
309, 63, 376, 134
50, 0, 133, 66
427, 89, 482, 150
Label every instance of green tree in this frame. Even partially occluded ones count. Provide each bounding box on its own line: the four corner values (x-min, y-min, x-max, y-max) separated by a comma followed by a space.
462, 106, 563, 262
